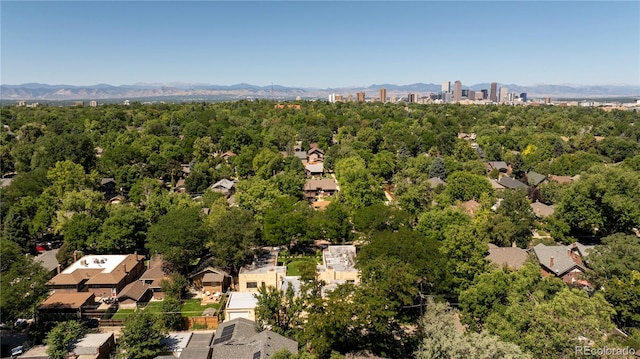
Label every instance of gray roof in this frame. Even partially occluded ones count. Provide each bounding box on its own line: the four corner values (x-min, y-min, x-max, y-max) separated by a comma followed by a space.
304, 178, 337, 191
188, 332, 215, 347
567, 242, 595, 258
212, 179, 236, 190
318, 245, 358, 273
179, 347, 212, 359
488, 161, 508, 171
100, 177, 116, 185
530, 201, 555, 218
486, 246, 528, 270
210, 318, 298, 359
526, 171, 547, 187
35, 249, 60, 272
71, 333, 113, 355
294, 151, 307, 160
117, 281, 150, 302
305, 163, 324, 173
533, 243, 586, 276
498, 176, 528, 190
281, 276, 302, 296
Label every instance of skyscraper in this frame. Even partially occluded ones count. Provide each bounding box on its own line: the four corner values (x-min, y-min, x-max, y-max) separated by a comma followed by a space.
407, 93, 416, 103
379, 88, 387, 103
441, 81, 451, 93
490, 82, 497, 102
468, 90, 476, 101
454, 81, 462, 102
357, 92, 365, 102
481, 89, 489, 99
519, 93, 527, 102
499, 87, 508, 103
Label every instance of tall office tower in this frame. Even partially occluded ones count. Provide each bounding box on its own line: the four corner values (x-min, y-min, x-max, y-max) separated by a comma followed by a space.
499, 87, 508, 103
490, 82, 498, 102
347, 94, 354, 102
454, 81, 462, 102
468, 90, 476, 101
379, 88, 387, 103
481, 89, 489, 99
357, 92, 365, 102
328, 93, 336, 103
442, 81, 451, 93
475, 92, 484, 101
407, 93, 416, 103
462, 89, 469, 98
519, 93, 527, 102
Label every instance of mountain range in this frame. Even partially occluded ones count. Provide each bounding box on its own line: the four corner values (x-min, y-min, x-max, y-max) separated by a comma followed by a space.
1, 82, 639, 101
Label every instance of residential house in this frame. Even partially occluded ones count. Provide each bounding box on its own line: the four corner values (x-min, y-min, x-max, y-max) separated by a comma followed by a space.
46, 254, 145, 298
488, 178, 506, 190
530, 201, 555, 218
223, 292, 259, 321
238, 250, 286, 293
498, 176, 529, 190
138, 255, 170, 300
532, 243, 589, 285
303, 178, 338, 201
486, 243, 529, 270
159, 332, 193, 358
189, 267, 232, 295
293, 151, 307, 162
526, 171, 548, 187
107, 195, 124, 205
211, 179, 236, 196
307, 147, 325, 163
116, 281, 152, 309
548, 174, 574, 185
304, 162, 324, 177
174, 178, 186, 193
35, 248, 60, 277
487, 161, 509, 173
69, 333, 116, 359
37, 292, 96, 322
457, 132, 477, 141
317, 245, 360, 287
209, 318, 298, 358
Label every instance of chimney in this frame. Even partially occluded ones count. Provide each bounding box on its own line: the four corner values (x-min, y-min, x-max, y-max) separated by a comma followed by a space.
549, 256, 554, 268
73, 251, 78, 262
57, 264, 61, 274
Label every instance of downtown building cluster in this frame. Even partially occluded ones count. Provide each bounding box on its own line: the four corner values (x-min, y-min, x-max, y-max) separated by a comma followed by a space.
328, 81, 532, 105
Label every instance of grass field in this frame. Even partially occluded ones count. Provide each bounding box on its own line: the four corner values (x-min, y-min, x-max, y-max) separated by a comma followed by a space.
286, 259, 318, 276
111, 308, 135, 320
180, 298, 221, 317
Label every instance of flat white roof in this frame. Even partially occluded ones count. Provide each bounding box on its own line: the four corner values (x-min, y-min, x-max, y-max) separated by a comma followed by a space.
62, 255, 128, 274
161, 332, 192, 352
226, 292, 258, 310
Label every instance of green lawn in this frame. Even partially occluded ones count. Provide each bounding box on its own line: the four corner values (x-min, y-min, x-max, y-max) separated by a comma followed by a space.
111, 308, 135, 320
180, 298, 222, 317
143, 301, 164, 314
286, 259, 317, 276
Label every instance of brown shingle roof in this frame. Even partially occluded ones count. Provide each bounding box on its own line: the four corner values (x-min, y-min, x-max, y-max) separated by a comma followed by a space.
39, 292, 95, 309
486, 247, 528, 270
303, 178, 337, 191
117, 281, 150, 302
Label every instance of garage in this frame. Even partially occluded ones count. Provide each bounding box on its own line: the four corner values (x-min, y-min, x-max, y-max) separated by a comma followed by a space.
224, 292, 258, 322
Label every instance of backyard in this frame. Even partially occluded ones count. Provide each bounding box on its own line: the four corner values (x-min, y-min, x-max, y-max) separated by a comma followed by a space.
109, 296, 225, 320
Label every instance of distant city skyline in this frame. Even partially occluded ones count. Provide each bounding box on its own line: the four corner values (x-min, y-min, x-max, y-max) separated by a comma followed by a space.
2, 1, 639, 87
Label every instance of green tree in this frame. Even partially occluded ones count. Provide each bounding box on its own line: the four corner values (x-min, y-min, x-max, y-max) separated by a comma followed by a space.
553, 166, 640, 237
96, 205, 148, 254
415, 299, 530, 359
440, 223, 490, 294
118, 310, 166, 359
45, 321, 86, 359
496, 189, 535, 248
206, 207, 260, 274
146, 207, 207, 273
254, 284, 303, 337
442, 171, 494, 203
0, 239, 51, 323
159, 297, 185, 331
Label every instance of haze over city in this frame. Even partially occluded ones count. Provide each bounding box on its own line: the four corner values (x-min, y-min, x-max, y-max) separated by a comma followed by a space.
2, 1, 639, 88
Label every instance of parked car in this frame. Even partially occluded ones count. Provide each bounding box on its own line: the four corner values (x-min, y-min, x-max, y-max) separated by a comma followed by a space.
14, 319, 27, 328
11, 345, 23, 358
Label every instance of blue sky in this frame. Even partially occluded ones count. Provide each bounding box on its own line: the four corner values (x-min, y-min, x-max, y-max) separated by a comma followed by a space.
1, 1, 639, 87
